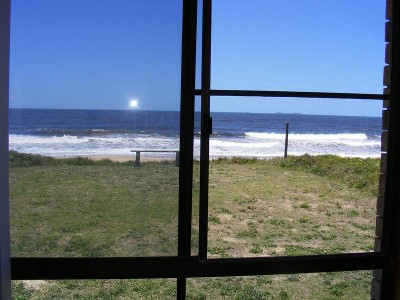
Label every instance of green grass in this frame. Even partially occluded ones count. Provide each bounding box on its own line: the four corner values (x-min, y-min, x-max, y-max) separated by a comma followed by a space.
277, 154, 380, 196
10, 152, 379, 299
186, 271, 372, 300
12, 279, 177, 300
10, 155, 179, 257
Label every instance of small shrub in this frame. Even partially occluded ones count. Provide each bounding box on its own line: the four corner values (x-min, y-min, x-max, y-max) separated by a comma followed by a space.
218, 207, 232, 214
64, 156, 95, 166
298, 216, 310, 223
329, 282, 349, 297
238, 227, 259, 238
286, 274, 301, 282
263, 238, 276, 248
236, 285, 267, 300
278, 291, 290, 300
212, 156, 258, 165
249, 244, 263, 254
321, 233, 337, 241
348, 210, 360, 217
208, 215, 222, 224
209, 246, 227, 257
9, 150, 56, 167
299, 202, 311, 209
270, 218, 286, 226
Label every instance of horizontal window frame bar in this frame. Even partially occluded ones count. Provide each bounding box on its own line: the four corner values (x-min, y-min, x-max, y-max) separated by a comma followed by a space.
194, 89, 389, 100
11, 253, 387, 280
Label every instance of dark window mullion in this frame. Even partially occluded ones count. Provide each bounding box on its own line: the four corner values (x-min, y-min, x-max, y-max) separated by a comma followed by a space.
199, 0, 212, 262
178, 0, 198, 260
380, 0, 400, 297
0, 0, 11, 298
178, 0, 198, 298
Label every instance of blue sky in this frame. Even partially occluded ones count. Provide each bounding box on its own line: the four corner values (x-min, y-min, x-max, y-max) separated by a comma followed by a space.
10, 0, 386, 116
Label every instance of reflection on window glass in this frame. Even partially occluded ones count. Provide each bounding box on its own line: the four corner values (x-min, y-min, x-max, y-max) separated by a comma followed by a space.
9, 0, 182, 257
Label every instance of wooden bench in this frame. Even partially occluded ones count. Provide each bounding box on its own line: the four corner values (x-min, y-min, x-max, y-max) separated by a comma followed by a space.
130, 150, 180, 167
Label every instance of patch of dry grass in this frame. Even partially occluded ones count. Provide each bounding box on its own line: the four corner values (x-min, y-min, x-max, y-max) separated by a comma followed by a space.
205, 160, 376, 258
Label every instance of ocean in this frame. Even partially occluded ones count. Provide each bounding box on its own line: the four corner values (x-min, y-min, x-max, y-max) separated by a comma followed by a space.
9, 109, 382, 158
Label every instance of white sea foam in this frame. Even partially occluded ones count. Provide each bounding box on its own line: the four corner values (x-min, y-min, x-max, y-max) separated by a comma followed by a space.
245, 132, 368, 141
9, 134, 180, 157
334, 140, 381, 147
9, 132, 381, 158
210, 139, 279, 149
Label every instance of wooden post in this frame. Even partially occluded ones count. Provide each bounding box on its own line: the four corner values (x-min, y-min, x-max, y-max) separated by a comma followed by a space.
135, 151, 140, 167
176, 151, 180, 167
284, 122, 289, 158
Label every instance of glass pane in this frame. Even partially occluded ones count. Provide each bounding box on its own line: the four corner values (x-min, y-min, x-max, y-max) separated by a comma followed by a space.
212, 1, 385, 93
192, 97, 201, 255
12, 279, 176, 299
9, 1, 182, 257
195, 0, 204, 90
187, 271, 374, 299
207, 97, 380, 258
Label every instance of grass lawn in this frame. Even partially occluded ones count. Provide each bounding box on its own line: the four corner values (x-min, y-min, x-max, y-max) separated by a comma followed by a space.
9, 152, 380, 299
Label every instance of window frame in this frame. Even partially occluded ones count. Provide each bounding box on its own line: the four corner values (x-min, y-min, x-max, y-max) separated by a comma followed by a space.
0, 0, 11, 298
1, 0, 400, 299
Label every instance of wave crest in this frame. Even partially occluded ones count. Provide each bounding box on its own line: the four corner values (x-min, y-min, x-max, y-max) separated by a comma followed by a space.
245, 132, 369, 141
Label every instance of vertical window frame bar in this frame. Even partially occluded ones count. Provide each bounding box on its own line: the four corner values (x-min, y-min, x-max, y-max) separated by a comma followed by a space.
0, 0, 11, 298
198, 0, 212, 262
380, 0, 400, 299
178, 0, 198, 297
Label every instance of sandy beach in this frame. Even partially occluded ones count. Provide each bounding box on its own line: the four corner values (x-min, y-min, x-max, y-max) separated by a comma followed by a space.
83, 155, 278, 163
84, 155, 175, 163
